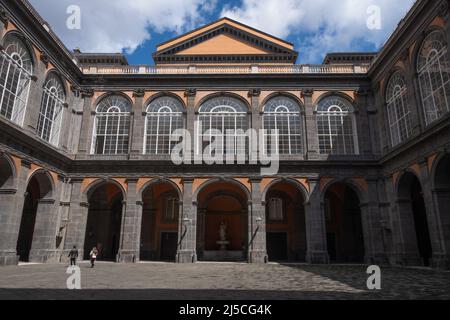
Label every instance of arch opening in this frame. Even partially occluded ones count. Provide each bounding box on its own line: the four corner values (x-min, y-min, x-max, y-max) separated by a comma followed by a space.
397, 172, 433, 266
196, 181, 249, 261
434, 154, 450, 259
265, 181, 306, 262
83, 183, 124, 261
16, 171, 53, 262
140, 181, 180, 261
324, 182, 365, 263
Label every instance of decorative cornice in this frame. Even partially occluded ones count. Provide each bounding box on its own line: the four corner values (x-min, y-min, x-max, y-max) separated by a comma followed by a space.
355, 87, 372, 97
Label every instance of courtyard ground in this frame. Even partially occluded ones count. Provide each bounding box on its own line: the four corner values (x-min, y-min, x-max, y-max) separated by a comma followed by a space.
0, 262, 449, 300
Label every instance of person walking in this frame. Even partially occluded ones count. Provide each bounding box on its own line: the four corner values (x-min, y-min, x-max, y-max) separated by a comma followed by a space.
68, 246, 78, 266
90, 246, 98, 268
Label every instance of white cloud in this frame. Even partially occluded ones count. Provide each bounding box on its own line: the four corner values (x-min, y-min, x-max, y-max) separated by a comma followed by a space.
221, 0, 416, 63
29, 0, 216, 54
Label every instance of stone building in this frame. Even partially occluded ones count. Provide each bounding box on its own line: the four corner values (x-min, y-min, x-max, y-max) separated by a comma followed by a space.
0, 0, 449, 268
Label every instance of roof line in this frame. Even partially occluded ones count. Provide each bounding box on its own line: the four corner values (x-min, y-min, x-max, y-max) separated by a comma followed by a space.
156, 17, 294, 49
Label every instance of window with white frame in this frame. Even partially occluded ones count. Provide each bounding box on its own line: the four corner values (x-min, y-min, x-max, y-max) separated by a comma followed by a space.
316, 96, 358, 155
0, 35, 33, 126
417, 30, 450, 125
263, 96, 303, 155
144, 96, 184, 155
91, 95, 131, 155
386, 71, 412, 147
198, 96, 249, 156
37, 73, 66, 146
268, 198, 284, 221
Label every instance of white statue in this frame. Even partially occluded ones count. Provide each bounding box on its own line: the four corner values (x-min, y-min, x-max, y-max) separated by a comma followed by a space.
219, 221, 227, 241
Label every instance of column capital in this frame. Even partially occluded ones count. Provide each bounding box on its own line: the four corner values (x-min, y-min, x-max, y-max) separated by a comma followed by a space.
248, 89, 261, 97
20, 159, 32, 169
184, 88, 197, 97
301, 89, 314, 98
81, 88, 94, 98
133, 89, 145, 98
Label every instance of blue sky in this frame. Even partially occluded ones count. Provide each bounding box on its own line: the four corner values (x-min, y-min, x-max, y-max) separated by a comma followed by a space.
29, 0, 416, 65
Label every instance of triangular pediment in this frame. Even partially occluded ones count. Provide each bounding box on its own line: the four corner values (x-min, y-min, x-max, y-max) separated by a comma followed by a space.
175, 34, 271, 55
153, 18, 298, 64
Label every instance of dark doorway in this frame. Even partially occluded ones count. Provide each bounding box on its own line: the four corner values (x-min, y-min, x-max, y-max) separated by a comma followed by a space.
160, 232, 178, 261
16, 182, 39, 262
267, 232, 288, 261
325, 183, 365, 263
84, 183, 123, 261
411, 178, 432, 266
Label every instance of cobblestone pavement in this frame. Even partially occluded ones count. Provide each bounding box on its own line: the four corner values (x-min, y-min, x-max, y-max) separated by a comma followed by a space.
0, 262, 449, 300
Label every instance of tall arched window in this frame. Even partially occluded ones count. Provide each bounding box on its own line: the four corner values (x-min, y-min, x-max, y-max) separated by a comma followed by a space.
0, 34, 33, 126
91, 95, 131, 155
263, 96, 303, 155
316, 96, 358, 155
198, 96, 249, 156
144, 96, 185, 155
386, 71, 412, 147
37, 73, 66, 146
417, 30, 450, 125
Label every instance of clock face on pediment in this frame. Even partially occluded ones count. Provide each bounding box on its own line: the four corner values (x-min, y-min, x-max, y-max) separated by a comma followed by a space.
153, 17, 298, 65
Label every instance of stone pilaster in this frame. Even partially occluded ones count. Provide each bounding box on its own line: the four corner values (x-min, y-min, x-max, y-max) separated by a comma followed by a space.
302, 89, 320, 160
0, 159, 31, 265
76, 89, 94, 154
359, 179, 389, 264
176, 178, 197, 263
248, 178, 268, 264
117, 179, 141, 263
249, 89, 261, 161
63, 179, 89, 260
185, 89, 196, 160
354, 88, 373, 156
22, 59, 45, 134
304, 178, 329, 264
130, 90, 145, 158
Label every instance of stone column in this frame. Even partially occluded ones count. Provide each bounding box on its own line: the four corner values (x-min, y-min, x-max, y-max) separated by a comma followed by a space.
302, 89, 320, 160
0, 8, 8, 38
76, 89, 94, 155
248, 89, 261, 161
130, 90, 145, 159
0, 159, 30, 265
419, 160, 448, 268
64, 179, 90, 260
117, 179, 141, 263
304, 178, 329, 264
196, 208, 206, 260
248, 178, 267, 263
176, 178, 197, 263
359, 179, 388, 264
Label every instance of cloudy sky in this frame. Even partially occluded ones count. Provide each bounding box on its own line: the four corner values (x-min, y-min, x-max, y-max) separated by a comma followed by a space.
28, 0, 416, 64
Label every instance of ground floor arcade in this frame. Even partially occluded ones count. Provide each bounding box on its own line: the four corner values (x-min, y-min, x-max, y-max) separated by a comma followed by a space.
0, 151, 450, 269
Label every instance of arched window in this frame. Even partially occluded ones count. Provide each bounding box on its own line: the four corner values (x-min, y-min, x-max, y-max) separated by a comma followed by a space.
91, 95, 131, 155
316, 96, 358, 155
417, 30, 450, 125
144, 96, 185, 155
0, 34, 33, 126
263, 96, 303, 155
37, 73, 66, 146
386, 71, 412, 147
198, 96, 249, 156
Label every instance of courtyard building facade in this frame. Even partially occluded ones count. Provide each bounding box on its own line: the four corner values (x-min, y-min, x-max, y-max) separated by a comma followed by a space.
0, 0, 449, 269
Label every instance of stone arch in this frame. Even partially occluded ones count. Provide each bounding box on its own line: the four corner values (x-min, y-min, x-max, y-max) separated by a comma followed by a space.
144, 92, 187, 111
196, 92, 251, 112
92, 91, 134, 112
262, 178, 309, 204
1, 30, 37, 70
314, 91, 355, 110
82, 178, 127, 204
194, 178, 251, 203
260, 92, 305, 113
0, 152, 17, 190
